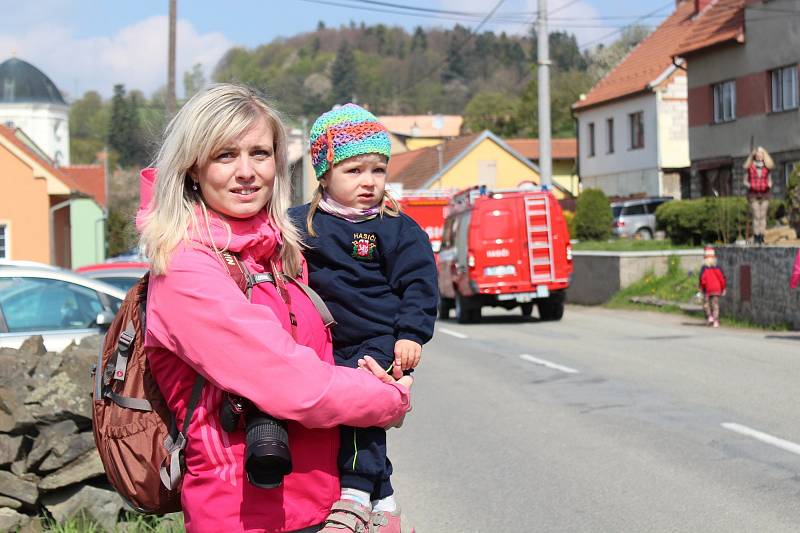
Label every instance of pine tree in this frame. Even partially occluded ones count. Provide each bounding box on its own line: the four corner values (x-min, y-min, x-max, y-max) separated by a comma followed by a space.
107, 84, 132, 167
331, 41, 357, 104
410, 26, 427, 53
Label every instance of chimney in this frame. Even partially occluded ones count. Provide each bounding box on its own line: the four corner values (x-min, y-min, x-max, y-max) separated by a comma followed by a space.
694, 0, 713, 13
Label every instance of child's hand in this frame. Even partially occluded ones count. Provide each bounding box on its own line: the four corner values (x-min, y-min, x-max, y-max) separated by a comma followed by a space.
394, 340, 422, 371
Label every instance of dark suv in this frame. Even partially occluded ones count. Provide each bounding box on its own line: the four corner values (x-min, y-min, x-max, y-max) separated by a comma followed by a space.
611, 197, 672, 239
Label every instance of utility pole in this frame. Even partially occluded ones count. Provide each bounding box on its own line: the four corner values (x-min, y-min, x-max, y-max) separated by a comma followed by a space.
537, 0, 552, 188
166, 0, 177, 117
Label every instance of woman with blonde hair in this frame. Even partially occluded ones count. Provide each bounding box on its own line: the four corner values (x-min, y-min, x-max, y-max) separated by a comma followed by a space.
743, 146, 774, 245
138, 83, 411, 532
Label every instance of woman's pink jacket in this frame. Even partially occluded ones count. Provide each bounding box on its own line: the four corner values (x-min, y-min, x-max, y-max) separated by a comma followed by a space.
139, 170, 409, 532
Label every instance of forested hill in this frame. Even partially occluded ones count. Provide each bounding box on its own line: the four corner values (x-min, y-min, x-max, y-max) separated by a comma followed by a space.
212, 22, 650, 137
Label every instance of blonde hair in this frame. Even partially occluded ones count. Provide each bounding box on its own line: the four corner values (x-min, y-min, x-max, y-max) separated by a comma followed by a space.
703, 256, 717, 267
304, 181, 401, 238
139, 83, 302, 275
744, 146, 775, 170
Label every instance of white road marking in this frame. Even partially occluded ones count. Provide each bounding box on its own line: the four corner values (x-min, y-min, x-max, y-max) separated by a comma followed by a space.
438, 328, 468, 339
519, 354, 579, 374
722, 422, 800, 456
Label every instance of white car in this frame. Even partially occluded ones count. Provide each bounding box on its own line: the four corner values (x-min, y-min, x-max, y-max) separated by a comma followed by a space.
0, 262, 126, 352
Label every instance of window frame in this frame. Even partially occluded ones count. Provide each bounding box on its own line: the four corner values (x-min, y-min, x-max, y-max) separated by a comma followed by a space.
771, 65, 798, 113
606, 118, 614, 154
0, 223, 7, 260
713, 80, 736, 123
588, 122, 595, 157
628, 111, 644, 150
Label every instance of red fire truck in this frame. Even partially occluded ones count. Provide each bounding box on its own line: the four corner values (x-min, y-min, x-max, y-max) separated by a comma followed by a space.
397, 190, 454, 253
437, 185, 573, 323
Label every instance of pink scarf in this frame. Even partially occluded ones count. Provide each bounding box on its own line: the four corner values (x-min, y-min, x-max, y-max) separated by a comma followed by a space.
318, 191, 379, 223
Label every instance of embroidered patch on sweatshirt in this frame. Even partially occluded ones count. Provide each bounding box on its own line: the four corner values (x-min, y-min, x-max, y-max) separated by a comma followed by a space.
352, 232, 377, 261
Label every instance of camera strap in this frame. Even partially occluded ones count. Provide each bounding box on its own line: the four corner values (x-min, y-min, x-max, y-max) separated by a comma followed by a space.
270, 258, 298, 341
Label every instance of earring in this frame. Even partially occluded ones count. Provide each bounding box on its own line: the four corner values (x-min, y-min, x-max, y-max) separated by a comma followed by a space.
192, 182, 198, 191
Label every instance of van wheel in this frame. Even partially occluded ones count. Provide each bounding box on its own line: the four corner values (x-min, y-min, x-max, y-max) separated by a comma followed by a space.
438, 298, 453, 319
537, 299, 564, 321
636, 228, 653, 240
455, 294, 479, 324
520, 303, 534, 317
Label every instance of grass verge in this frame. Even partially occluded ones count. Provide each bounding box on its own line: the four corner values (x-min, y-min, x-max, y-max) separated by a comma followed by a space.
572, 239, 699, 252
40, 512, 184, 532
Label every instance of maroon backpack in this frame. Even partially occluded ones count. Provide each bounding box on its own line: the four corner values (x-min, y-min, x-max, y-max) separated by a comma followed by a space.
91, 251, 334, 514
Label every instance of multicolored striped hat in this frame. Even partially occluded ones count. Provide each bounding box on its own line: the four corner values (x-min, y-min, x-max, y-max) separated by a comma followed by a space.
309, 103, 392, 179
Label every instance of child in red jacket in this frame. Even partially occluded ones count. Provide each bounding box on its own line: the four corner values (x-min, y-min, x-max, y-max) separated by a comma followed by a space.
699, 246, 726, 327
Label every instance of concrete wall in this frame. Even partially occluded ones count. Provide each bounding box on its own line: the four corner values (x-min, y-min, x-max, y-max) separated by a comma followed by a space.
568, 249, 704, 305
716, 246, 800, 329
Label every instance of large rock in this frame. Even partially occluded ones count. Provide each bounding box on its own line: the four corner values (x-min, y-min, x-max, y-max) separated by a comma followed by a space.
39, 433, 95, 472
26, 420, 79, 471
0, 507, 30, 531
0, 495, 22, 509
25, 342, 96, 425
42, 485, 124, 532
38, 450, 104, 491
0, 470, 38, 505
0, 384, 36, 434
0, 434, 23, 466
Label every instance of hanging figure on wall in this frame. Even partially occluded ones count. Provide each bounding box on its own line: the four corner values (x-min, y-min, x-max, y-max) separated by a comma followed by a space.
743, 146, 774, 245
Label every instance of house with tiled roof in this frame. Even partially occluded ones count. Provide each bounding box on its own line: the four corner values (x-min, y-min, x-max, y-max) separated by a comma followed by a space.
674, 0, 800, 199
385, 130, 567, 197
377, 114, 463, 151
0, 125, 105, 267
505, 138, 578, 195
572, 0, 696, 200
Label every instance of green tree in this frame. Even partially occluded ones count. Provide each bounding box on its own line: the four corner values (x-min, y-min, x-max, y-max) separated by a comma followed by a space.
442, 25, 469, 82
410, 26, 427, 52
464, 91, 520, 136
575, 188, 613, 241
107, 84, 132, 166
586, 25, 651, 82
69, 90, 109, 164
331, 40, 357, 104
183, 63, 205, 99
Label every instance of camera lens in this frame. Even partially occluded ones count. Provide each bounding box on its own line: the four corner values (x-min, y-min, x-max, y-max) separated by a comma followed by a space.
244, 413, 292, 489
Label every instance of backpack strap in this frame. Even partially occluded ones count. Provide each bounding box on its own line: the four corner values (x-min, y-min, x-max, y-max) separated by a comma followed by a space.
160, 374, 205, 490
281, 273, 337, 328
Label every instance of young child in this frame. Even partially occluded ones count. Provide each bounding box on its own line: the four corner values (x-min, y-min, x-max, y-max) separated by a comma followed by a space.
289, 104, 437, 533
699, 246, 726, 327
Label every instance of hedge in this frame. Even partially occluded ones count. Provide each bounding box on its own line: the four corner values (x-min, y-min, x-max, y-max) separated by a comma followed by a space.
655, 197, 785, 245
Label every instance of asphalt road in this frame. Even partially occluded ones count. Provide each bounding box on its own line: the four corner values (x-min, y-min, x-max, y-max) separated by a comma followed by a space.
389, 305, 800, 532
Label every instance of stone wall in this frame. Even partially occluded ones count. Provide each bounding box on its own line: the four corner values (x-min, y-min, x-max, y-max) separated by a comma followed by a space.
569, 250, 704, 305
0, 336, 127, 531
716, 246, 800, 329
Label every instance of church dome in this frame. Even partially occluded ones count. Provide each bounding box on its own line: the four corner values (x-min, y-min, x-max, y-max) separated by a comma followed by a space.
0, 58, 66, 105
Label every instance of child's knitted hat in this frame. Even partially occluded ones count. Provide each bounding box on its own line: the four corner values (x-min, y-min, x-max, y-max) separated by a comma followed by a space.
703, 246, 716, 258
309, 103, 391, 179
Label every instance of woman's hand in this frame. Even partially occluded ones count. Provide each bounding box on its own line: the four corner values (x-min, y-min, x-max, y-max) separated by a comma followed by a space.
357, 355, 412, 428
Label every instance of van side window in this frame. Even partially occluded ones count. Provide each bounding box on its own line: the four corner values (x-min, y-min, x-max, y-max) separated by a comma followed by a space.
622, 204, 646, 216
646, 202, 664, 214
442, 219, 454, 248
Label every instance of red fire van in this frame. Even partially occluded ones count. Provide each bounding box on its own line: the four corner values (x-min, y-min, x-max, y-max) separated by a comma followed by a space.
437, 185, 572, 323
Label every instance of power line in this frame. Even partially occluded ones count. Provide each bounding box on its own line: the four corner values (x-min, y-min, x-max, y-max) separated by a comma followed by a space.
577, 1, 673, 50
393, 0, 507, 98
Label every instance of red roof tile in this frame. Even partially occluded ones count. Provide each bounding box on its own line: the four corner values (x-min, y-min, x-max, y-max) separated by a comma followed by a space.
378, 115, 463, 137
387, 134, 481, 189
0, 125, 83, 192
675, 0, 745, 56
62, 165, 106, 207
573, 0, 697, 110
505, 138, 577, 160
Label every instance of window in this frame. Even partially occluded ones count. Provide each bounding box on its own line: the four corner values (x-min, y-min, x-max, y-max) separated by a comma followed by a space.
713, 80, 736, 123
629, 111, 644, 149
0, 277, 105, 332
772, 66, 798, 112
606, 118, 614, 153
622, 204, 646, 216
0, 224, 6, 259
588, 122, 595, 157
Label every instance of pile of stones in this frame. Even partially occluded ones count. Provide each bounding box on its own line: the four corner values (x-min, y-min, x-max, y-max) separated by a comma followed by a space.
0, 335, 125, 531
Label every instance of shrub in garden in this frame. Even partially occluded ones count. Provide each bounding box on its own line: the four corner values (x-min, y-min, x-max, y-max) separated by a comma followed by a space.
574, 188, 612, 241
562, 210, 576, 238
655, 197, 785, 245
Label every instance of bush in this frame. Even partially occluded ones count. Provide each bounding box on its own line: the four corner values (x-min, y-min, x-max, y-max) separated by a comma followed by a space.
562, 210, 576, 238
656, 197, 785, 245
574, 188, 612, 241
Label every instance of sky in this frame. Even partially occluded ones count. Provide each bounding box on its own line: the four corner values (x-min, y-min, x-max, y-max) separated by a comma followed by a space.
0, 0, 674, 101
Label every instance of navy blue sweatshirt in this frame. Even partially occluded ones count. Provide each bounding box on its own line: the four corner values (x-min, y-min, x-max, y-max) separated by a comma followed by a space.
289, 205, 438, 352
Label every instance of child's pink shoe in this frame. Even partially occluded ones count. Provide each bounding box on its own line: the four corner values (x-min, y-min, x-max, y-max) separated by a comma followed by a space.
319, 500, 371, 532
370, 508, 415, 533
713, 320, 720, 328
707, 316, 714, 325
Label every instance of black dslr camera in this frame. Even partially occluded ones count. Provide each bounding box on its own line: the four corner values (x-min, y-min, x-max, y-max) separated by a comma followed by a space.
219, 394, 292, 488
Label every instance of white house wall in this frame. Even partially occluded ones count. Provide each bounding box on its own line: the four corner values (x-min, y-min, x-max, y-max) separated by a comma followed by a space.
577, 93, 660, 197
0, 103, 70, 166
